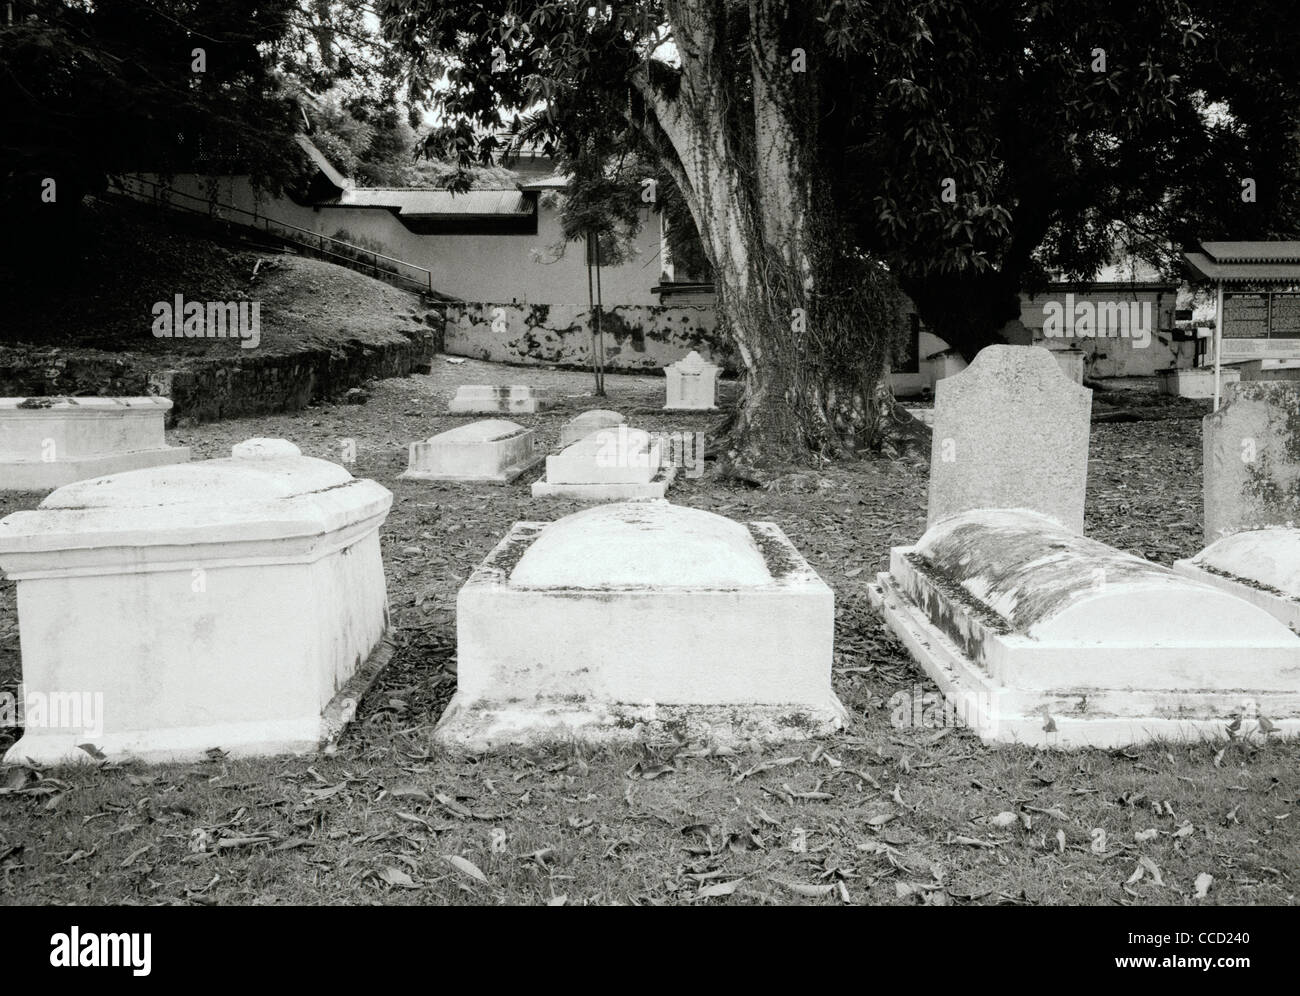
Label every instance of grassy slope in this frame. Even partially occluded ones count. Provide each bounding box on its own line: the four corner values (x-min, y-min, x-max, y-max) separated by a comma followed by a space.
0, 360, 1295, 908
0, 197, 433, 359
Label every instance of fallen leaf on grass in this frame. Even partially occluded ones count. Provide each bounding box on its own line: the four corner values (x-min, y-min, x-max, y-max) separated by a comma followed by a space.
388, 783, 431, 803
733, 756, 802, 783
773, 878, 836, 898
697, 879, 744, 899
434, 791, 473, 817
120, 844, 154, 868
949, 835, 999, 848
1134, 828, 1159, 843
1025, 805, 1068, 821
1194, 872, 1213, 898
1138, 856, 1165, 886
376, 866, 421, 889
216, 836, 274, 850
987, 811, 1018, 829
627, 761, 676, 781
444, 854, 487, 883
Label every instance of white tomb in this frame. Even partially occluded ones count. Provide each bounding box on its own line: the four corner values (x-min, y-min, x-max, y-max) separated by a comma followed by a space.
401, 419, 543, 484
867, 508, 1300, 747
1175, 528, 1300, 635
1157, 367, 1239, 399
663, 351, 720, 411
0, 397, 189, 491
559, 409, 626, 447
448, 385, 556, 414
435, 499, 845, 748
0, 438, 393, 764
532, 426, 676, 500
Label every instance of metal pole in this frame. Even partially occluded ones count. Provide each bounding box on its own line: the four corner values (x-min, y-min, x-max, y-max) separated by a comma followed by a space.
1214, 281, 1224, 412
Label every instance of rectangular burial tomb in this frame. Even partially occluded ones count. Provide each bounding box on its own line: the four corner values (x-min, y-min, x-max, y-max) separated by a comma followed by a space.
448, 385, 557, 415
0, 438, 393, 764
1175, 528, 1300, 635
867, 508, 1300, 747
1, 397, 189, 491
435, 499, 846, 749
531, 426, 676, 500
401, 419, 543, 484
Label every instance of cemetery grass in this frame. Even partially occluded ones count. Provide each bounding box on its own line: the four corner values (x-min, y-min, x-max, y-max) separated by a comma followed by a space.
0, 364, 1295, 906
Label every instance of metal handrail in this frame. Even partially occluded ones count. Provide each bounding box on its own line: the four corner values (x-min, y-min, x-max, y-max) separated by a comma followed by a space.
112, 175, 436, 295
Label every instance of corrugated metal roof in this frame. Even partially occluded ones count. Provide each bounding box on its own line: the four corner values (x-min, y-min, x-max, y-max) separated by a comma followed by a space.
333, 188, 532, 217
1184, 251, 1300, 282
1202, 241, 1300, 263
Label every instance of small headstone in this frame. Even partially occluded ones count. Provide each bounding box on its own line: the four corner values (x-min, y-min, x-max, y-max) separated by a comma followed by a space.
559, 409, 626, 447
448, 385, 556, 415
532, 427, 675, 500
927, 345, 1092, 533
401, 419, 543, 484
663, 351, 720, 411
0, 396, 189, 491
1203, 380, 1300, 542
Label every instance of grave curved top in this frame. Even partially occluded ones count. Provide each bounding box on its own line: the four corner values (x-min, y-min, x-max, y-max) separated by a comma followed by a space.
917, 508, 1295, 644
509, 498, 771, 589
428, 419, 528, 444
0, 438, 391, 557
569, 409, 624, 427
1192, 527, 1300, 595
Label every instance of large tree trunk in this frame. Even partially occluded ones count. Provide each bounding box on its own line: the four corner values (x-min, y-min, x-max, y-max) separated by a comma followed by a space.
644, 0, 900, 473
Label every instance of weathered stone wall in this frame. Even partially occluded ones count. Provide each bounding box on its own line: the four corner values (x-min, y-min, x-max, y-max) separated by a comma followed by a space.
0, 325, 436, 425
441, 302, 735, 373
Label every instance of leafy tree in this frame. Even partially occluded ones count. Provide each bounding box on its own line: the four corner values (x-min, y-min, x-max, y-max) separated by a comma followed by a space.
842, 0, 1300, 360
380, 1, 905, 469
1, 0, 304, 262
379, 0, 1300, 469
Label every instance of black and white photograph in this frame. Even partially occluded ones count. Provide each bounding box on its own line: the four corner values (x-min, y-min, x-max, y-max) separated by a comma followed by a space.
0, 0, 1294, 943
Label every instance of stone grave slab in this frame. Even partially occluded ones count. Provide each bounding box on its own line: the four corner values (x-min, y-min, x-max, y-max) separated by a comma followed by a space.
448, 385, 557, 415
435, 499, 845, 748
401, 419, 542, 484
1239, 359, 1300, 382
0, 397, 189, 491
928, 345, 1092, 533
1175, 527, 1300, 634
559, 409, 626, 447
0, 438, 393, 764
663, 351, 720, 411
1157, 367, 1240, 398
532, 426, 676, 500
866, 507, 1300, 747
1203, 381, 1300, 543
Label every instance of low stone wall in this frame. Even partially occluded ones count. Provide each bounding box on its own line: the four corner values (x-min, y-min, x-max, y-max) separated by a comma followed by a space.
0, 326, 436, 425
442, 302, 735, 373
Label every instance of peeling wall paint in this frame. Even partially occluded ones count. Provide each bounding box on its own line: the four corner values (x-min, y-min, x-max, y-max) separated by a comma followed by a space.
442, 302, 736, 373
